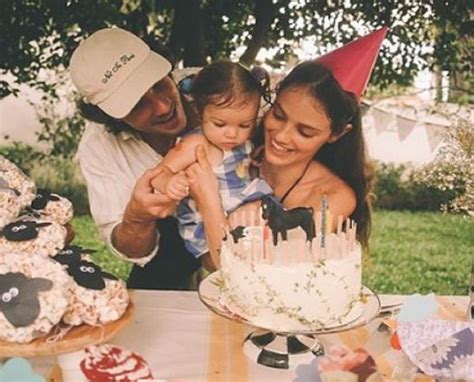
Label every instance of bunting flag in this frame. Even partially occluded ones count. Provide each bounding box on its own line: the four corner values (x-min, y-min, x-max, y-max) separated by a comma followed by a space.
396, 114, 417, 141
425, 122, 447, 152
372, 107, 395, 135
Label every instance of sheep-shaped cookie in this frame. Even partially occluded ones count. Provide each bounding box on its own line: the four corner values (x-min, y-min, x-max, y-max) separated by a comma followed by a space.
28, 188, 74, 225
0, 176, 22, 229
0, 252, 71, 343
53, 251, 129, 327
0, 155, 36, 209
0, 218, 67, 257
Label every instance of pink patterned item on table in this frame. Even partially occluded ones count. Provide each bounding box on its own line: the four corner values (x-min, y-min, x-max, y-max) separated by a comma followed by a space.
398, 319, 474, 380
80, 344, 153, 382
318, 345, 383, 382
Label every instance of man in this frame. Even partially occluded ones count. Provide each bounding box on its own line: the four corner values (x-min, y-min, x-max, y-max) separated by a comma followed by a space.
69, 27, 201, 289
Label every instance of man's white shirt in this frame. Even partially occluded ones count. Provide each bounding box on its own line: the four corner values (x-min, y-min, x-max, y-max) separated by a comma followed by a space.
76, 122, 162, 266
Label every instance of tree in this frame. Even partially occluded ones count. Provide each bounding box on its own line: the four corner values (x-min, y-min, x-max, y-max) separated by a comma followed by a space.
0, 0, 471, 99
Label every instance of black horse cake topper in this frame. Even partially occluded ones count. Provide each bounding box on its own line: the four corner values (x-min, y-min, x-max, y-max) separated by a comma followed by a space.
0, 220, 51, 241
261, 196, 315, 246
30, 188, 60, 210
0, 272, 53, 327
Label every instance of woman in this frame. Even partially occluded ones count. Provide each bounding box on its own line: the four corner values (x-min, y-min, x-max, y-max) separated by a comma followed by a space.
187, 27, 387, 270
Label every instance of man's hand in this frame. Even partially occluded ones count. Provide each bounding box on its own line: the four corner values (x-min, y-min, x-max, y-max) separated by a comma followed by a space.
113, 165, 178, 259
126, 165, 178, 222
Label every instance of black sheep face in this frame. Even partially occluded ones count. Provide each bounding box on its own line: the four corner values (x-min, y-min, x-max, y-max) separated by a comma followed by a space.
31, 189, 60, 210
0, 272, 53, 327
66, 260, 117, 290
1, 220, 51, 241
53, 245, 96, 266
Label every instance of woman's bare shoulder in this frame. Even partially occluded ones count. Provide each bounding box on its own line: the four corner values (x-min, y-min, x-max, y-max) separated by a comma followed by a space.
305, 162, 356, 217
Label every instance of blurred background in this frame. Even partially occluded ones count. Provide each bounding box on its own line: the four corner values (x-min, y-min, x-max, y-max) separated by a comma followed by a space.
0, 0, 472, 295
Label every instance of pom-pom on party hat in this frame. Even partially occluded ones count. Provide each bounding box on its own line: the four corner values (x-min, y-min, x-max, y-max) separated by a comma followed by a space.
316, 27, 388, 100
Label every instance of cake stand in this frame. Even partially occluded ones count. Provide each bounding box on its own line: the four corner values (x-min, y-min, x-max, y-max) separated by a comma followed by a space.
198, 271, 380, 369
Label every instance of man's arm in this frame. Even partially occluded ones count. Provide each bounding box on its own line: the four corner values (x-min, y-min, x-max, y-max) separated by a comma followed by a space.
77, 126, 177, 262
150, 134, 207, 192
112, 165, 178, 258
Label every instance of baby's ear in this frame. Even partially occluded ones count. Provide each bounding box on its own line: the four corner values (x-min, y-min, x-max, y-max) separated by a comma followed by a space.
328, 123, 353, 143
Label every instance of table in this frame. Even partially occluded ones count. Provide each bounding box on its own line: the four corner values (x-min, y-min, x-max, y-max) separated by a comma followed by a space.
13, 291, 471, 381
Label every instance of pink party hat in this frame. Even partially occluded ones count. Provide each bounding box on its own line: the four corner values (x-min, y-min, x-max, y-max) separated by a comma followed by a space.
316, 27, 388, 100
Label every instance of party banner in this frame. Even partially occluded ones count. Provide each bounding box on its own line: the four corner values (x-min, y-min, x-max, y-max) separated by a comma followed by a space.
425, 122, 447, 152
372, 107, 395, 135
396, 114, 417, 141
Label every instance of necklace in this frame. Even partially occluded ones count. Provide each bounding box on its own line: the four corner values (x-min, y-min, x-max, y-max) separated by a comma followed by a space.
262, 160, 312, 204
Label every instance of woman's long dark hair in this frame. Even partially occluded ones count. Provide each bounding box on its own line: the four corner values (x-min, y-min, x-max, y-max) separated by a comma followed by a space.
273, 61, 374, 249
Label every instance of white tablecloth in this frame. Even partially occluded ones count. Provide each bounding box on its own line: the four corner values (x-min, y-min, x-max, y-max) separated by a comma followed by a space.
10, 291, 470, 381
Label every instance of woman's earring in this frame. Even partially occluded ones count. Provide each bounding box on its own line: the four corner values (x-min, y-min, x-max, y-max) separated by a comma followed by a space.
328, 124, 353, 143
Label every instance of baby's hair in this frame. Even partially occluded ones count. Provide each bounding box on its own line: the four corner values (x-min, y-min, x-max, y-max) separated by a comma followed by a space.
191, 60, 270, 114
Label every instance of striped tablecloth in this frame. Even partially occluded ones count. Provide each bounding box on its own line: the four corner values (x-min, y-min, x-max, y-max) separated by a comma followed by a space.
31, 290, 470, 381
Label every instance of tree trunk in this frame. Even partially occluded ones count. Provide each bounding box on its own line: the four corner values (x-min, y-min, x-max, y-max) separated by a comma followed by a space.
170, 0, 207, 67
239, 0, 276, 66
433, 64, 443, 103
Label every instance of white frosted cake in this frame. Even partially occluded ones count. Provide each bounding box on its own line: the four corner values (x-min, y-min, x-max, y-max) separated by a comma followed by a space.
219, 201, 363, 332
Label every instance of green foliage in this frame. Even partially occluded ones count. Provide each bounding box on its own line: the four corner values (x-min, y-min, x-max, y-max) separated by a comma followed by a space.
28, 156, 90, 215
0, 142, 45, 175
1, 1, 472, 98
373, 162, 456, 212
0, 144, 90, 215
411, 116, 474, 215
71, 215, 131, 280
30, 72, 86, 157
365, 210, 473, 295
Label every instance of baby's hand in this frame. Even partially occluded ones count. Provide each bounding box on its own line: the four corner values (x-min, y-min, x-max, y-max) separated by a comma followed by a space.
165, 171, 190, 201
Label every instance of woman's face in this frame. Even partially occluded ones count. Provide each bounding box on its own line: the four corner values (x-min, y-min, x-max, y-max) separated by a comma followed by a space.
122, 76, 187, 137
263, 86, 333, 167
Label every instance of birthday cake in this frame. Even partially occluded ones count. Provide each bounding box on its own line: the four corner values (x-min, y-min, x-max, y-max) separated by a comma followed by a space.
219, 196, 363, 332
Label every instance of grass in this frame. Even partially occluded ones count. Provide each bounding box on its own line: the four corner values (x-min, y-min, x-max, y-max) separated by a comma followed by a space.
71, 216, 132, 280
365, 210, 473, 296
70, 210, 473, 296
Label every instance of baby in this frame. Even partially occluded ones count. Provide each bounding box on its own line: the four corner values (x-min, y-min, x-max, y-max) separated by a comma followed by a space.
151, 60, 272, 258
